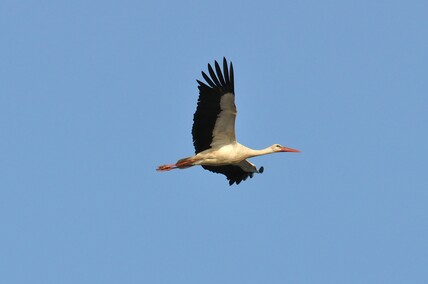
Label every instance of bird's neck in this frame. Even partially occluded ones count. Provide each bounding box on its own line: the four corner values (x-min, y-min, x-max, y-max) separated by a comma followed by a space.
246, 147, 274, 158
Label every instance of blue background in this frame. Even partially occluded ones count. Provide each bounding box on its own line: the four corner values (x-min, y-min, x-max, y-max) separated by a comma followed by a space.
1, 1, 427, 283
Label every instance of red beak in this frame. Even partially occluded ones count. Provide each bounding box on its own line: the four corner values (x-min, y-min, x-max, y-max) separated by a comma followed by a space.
280, 147, 300, 153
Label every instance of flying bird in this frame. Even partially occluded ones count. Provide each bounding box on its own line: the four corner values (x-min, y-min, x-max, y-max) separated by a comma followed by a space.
157, 58, 300, 185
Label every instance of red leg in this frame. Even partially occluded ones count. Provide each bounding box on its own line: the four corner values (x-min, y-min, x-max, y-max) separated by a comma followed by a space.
157, 157, 201, 171
176, 158, 201, 169
156, 164, 178, 171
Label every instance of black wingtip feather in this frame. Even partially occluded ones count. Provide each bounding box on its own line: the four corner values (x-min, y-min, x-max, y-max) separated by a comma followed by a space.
215, 61, 226, 86
196, 79, 210, 89
230, 62, 234, 91
201, 71, 216, 88
199, 58, 234, 94
223, 58, 230, 86
208, 64, 221, 87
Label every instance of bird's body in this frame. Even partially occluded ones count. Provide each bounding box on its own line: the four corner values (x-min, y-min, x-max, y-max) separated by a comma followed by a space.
157, 58, 299, 185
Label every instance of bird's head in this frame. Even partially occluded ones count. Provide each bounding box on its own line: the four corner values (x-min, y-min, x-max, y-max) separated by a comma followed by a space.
271, 144, 300, 153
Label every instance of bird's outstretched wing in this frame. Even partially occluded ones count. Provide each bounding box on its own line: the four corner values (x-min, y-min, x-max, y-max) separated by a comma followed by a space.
192, 58, 236, 154
203, 160, 264, 186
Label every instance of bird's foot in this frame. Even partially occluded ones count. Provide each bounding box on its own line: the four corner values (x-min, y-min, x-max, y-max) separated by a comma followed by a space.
157, 157, 199, 171
156, 164, 177, 171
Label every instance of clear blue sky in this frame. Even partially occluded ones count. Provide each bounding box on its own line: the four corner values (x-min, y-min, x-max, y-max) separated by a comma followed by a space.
1, 1, 427, 283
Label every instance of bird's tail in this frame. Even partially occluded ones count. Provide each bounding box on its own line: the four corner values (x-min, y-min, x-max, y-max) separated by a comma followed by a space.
156, 157, 197, 171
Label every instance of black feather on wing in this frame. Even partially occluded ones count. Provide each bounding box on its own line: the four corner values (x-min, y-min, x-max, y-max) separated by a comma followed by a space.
202, 165, 255, 186
192, 58, 234, 154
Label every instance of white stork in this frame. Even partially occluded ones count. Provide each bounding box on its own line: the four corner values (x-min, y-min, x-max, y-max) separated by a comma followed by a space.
157, 58, 300, 185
